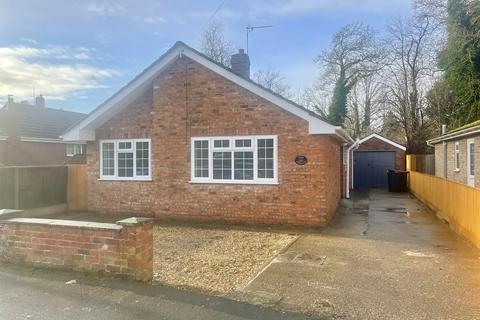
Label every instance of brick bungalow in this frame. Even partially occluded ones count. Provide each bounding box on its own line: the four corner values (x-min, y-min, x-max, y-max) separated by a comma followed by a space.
428, 121, 480, 188
63, 41, 353, 226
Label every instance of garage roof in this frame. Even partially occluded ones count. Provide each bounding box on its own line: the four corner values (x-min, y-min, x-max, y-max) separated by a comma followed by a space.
357, 133, 406, 151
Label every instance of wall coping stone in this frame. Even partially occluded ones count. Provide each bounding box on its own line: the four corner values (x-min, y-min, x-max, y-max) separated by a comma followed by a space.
0, 209, 24, 217
1, 218, 122, 231
116, 217, 153, 226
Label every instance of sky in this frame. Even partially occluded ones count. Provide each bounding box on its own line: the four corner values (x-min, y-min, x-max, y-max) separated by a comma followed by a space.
0, 0, 412, 113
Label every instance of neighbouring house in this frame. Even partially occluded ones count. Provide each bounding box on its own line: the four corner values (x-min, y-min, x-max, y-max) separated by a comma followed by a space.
427, 121, 480, 188
62, 41, 353, 226
347, 133, 406, 194
0, 96, 87, 166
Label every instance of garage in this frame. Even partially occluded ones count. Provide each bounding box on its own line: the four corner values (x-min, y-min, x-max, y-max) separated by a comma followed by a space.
354, 151, 396, 188
350, 133, 406, 190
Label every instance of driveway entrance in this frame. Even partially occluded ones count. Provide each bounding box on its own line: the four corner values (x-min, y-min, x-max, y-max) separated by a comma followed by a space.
241, 189, 480, 319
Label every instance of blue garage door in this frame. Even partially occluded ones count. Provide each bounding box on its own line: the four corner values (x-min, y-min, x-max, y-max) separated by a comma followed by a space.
354, 151, 396, 189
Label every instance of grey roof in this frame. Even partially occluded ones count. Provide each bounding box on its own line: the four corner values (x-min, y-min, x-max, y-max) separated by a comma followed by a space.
0, 103, 86, 139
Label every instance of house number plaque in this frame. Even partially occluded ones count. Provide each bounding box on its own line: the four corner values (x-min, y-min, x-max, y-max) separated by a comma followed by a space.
295, 155, 308, 165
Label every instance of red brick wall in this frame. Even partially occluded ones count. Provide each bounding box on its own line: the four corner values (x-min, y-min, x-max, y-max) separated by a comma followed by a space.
356, 137, 406, 170
0, 139, 85, 166
0, 218, 153, 281
86, 57, 343, 226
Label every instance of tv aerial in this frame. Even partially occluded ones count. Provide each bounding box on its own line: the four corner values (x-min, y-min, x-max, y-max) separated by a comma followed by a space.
246, 24, 273, 53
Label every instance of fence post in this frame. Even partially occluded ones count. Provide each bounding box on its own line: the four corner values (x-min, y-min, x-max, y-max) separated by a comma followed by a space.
13, 167, 19, 209
406, 155, 416, 171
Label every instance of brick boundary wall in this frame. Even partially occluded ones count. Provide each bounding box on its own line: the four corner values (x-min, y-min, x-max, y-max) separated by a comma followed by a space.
0, 217, 153, 281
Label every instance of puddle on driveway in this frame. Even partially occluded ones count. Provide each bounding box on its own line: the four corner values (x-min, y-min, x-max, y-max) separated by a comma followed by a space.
272, 252, 328, 267
382, 207, 407, 213
292, 253, 327, 266
352, 208, 369, 215
378, 208, 436, 225
404, 211, 430, 218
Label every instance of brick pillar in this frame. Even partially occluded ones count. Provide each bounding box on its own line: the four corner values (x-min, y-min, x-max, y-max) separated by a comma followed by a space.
116, 217, 154, 281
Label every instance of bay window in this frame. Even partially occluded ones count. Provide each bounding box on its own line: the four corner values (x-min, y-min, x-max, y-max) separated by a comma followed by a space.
100, 139, 151, 180
191, 136, 277, 184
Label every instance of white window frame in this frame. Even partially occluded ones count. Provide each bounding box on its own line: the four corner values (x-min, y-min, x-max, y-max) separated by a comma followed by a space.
454, 142, 460, 172
66, 143, 85, 157
99, 139, 152, 181
190, 135, 278, 185
467, 138, 475, 187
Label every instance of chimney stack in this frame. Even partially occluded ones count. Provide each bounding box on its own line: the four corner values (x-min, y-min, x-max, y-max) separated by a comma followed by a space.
35, 95, 45, 108
441, 124, 448, 135
231, 49, 250, 79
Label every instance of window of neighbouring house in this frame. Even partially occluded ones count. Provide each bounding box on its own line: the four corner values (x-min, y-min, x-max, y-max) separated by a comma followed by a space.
469, 141, 475, 176
100, 139, 151, 180
454, 142, 460, 171
66, 144, 85, 156
191, 136, 277, 184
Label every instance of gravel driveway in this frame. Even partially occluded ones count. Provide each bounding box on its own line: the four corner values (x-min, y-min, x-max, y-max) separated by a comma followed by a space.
153, 225, 298, 294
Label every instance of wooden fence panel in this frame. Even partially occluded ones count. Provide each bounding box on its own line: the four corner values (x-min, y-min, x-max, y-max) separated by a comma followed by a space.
18, 166, 67, 209
409, 170, 480, 249
0, 168, 15, 208
406, 154, 435, 175
0, 166, 66, 210
67, 165, 87, 210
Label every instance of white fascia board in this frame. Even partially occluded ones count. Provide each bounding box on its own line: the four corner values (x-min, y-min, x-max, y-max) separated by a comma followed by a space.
334, 127, 354, 144
21, 136, 87, 144
427, 127, 480, 145
21, 137, 63, 143
358, 133, 406, 151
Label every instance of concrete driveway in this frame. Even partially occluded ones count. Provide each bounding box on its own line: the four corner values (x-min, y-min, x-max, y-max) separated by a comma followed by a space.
240, 189, 480, 319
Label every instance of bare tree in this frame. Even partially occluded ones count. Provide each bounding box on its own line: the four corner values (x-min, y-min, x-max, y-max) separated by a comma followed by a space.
413, 0, 448, 26
381, 14, 440, 153
252, 69, 292, 98
315, 22, 385, 126
425, 77, 462, 128
346, 73, 384, 139
298, 78, 333, 120
200, 21, 233, 67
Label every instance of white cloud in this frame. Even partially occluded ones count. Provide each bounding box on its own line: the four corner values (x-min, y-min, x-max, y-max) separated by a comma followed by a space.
0, 46, 94, 60
85, 2, 127, 17
143, 16, 167, 25
188, 8, 242, 20
252, 0, 409, 16
20, 38, 38, 45
0, 45, 116, 102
